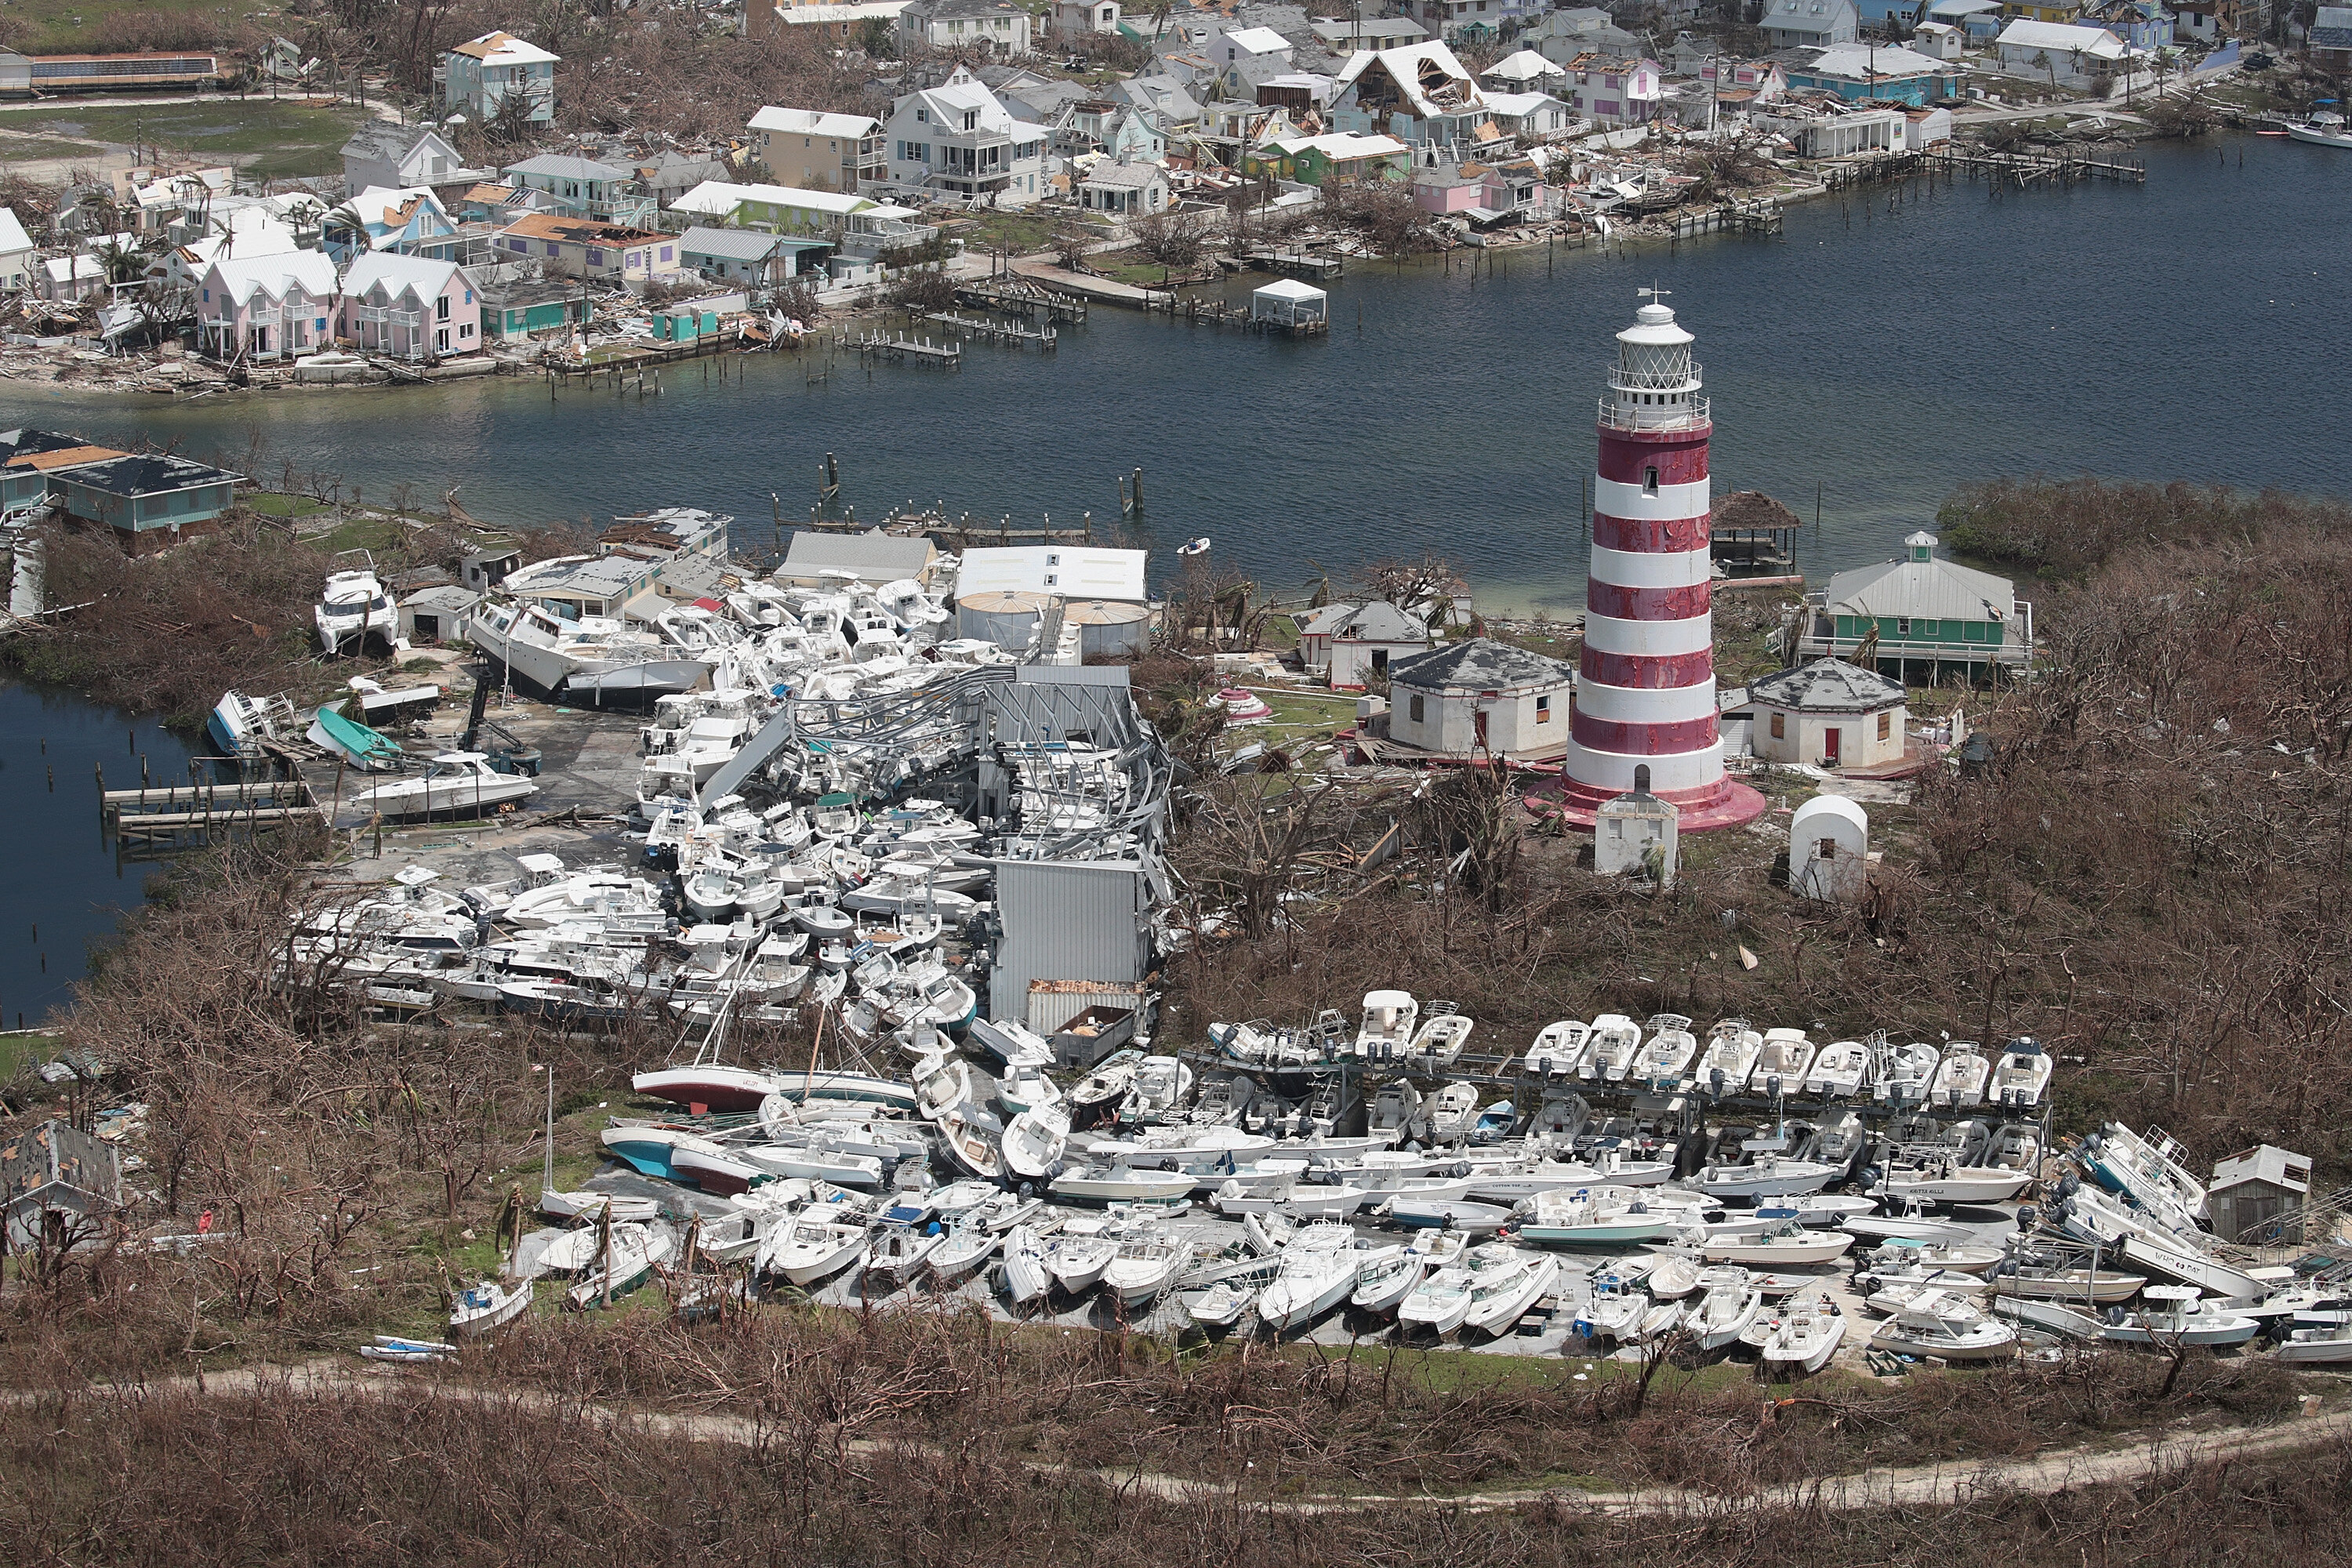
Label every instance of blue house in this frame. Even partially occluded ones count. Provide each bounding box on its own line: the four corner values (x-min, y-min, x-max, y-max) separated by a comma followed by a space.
331, 185, 463, 263
0, 429, 122, 517
1785, 41, 1962, 103
1926, 0, 2005, 38
652, 292, 749, 344
2081, 0, 2172, 48
56, 454, 243, 554
444, 31, 557, 125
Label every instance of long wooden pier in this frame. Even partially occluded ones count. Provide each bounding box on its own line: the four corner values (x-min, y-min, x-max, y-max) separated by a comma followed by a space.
920, 310, 1057, 350
1929, 144, 2147, 187
954, 280, 1087, 324
102, 777, 325, 843
837, 330, 961, 369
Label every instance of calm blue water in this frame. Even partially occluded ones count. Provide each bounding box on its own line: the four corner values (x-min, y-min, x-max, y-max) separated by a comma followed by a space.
0, 681, 194, 1024
2, 136, 2343, 618
1, 132, 2347, 1012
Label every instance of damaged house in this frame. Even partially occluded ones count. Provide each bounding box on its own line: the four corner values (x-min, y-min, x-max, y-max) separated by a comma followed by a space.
1330, 42, 1497, 151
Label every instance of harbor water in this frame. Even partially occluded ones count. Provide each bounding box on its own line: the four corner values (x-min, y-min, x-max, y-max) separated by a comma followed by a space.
0, 681, 195, 1025
0, 137, 2342, 616
0, 133, 2345, 1018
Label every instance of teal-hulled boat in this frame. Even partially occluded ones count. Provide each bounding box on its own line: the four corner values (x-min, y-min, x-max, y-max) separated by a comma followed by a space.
307, 703, 407, 771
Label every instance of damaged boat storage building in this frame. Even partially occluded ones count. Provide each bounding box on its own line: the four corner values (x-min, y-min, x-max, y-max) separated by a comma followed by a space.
980, 665, 1171, 1034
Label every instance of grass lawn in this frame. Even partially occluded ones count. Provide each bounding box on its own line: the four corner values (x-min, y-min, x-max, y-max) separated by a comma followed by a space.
245, 492, 328, 520
949, 211, 1065, 257
0, 1029, 60, 1083
9, 0, 267, 51
0, 99, 364, 180
0, 133, 107, 163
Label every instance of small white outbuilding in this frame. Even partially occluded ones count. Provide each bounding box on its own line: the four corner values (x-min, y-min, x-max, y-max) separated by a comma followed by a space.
1386, 638, 1577, 760
1748, 658, 1907, 770
1789, 794, 1868, 902
1250, 277, 1327, 330
1595, 782, 1679, 887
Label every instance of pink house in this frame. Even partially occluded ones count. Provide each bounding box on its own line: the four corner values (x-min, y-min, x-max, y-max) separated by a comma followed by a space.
1410, 165, 1487, 215
196, 250, 339, 362
1558, 53, 1664, 127
337, 252, 483, 360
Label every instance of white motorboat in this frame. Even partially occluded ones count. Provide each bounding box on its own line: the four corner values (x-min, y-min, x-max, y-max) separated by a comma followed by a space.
1526, 1019, 1592, 1076
208, 688, 302, 758
916, 1057, 979, 1121
1688, 1278, 1764, 1352
935, 1102, 1004, 1181
739, 1142, 884, 1189
924, 1221, 1000, 1283
1928, 1041, 1991, 1108
1045, 1219, 1123, 1295
763, 1073, 920, 1113
1000, 1104, 1071, 1182
996, 1064, 1064, 1118
1120, 1055, 1193, 1122
1069, 1048, 1145, 1111
1352, 1234, 1465, 1315
1399, 1243, 1526, 1336
2100, 1286, 2260, 1348
1629, 1013, 1699, 1091
763, 1218, 871, 1287
1049, 1165, 1194, 1206
2278, 1323, 2352, 1363
1379, 1196, 1512, 1233
1991, 1295, 2107, 1341
1640, 1254, 1702, 1300
2288, 111, 2352, 147
1802, 1039, 1871, 1098
1001, 1223, 1054, 1306
1580, 1014, 1642, 1082
1867, 1290, 2016, 1362
1257, 1225, 1374, 1332
1103, 1229, 1191, 1306
1906, 1243, 2005, 1276
1877, 1163, 2033, 1207
539, 1189, 661, 1225
1461, 1252, 1559, 1337
1421, 1080, 1482, 1143
316, 552, 395, 654
1468, 1156, 1671, 1203
2084, 1123, 2209, 1225
1189, 1276, 1262, 1328
1517, 1185, 1686, 1247
448, 1277, 532, 1340
466, 599, 709, 700
864, 1228, 946, 1287
1761, 1292, 1846, 1374
1356, 989, 1419, 1057
1573, 1275, 1650, 1343
1694, 1153, 1840, 1200
1988, 1036, 2053, 1108
1988, 1262, 2147, 1305
1751, 1028, 1817, 1095
1408, 1007, 1475, 1065
1700, 1220, 1854, 1268
1874, 1040, 1941, 1105
564, 1224, 676, 1311
1692, 1018, 1762, 1095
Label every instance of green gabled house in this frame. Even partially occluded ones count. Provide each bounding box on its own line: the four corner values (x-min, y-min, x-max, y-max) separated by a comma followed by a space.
1795, 531, 2034, 683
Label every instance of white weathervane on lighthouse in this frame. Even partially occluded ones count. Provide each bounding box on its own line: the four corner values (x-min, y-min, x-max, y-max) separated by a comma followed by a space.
1555, 289, 1766, 833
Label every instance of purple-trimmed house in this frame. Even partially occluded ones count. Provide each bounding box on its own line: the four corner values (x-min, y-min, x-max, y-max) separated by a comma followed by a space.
195, 250, 339, 363
336, 252, 484, 361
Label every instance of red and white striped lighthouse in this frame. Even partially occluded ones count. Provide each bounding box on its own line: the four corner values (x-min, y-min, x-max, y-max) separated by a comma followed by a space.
1559, 289, 1764, 831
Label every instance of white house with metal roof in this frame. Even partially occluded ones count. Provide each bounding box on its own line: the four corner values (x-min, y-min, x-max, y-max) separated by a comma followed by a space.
1794, 530, 2033, 681
881, 66, 1048, 205
1295, 601, 1432, 690
1993, 18, 2140, 89
0, 206, 35, 293
443, 31, 557, 125
1745, 658, 1905, 768
1385, 637, 1576, 759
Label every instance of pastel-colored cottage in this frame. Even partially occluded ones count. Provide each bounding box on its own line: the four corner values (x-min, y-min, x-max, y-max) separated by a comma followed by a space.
445, 31, 557, 125
195, 250, 339, 362
337, 252, 483, 360
492, 212, 680, 287
0, 207, 31, 293
332, 185, 463, 260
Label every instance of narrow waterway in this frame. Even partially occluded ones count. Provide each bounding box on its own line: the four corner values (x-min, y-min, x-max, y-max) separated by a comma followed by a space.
2, 136, 2344, 616
0, 681, 194, 1025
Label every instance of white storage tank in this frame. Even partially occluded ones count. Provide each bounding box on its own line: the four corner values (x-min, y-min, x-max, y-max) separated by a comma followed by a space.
956, 589, 1051, 652
1065, 598, 1153, 660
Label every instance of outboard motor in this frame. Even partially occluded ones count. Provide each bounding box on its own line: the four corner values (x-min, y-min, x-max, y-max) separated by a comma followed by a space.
1674, 1129, 1710, 1178
2056, 1173, 2081, 1200
2016, 1203, 2039, 1232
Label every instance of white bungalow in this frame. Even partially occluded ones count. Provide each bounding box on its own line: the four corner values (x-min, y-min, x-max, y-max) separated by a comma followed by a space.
1295, 600, 1429, 690
1746, 659, 1905, 770
1385, 637, 1576, 760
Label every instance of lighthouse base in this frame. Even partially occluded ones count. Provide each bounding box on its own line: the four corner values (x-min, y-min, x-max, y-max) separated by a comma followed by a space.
1526, 773, 1769, 833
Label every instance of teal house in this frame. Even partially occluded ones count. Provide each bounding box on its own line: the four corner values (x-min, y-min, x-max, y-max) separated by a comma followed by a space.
0, 429, 119, 517
1795, 531, 2034, 682
56, 454, 242, 554
652, 292, 747, 344
479, 279, 589, 343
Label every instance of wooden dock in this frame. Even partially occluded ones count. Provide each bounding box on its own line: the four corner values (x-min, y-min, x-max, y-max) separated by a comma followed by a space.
103, 777, 325, 843
1239, 249, 1345, 279
837, 330, 962, 369
920, 310, 1057, 351
795, 506, 1094, 546
954, 280, 1087, 324
1929, 144, 2147, 188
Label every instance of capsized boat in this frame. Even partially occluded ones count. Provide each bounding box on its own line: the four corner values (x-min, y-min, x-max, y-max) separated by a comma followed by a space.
355, 752, 537, 820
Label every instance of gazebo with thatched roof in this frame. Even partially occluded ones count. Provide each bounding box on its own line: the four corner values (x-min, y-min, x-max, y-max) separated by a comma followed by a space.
1711, 490, 1802, 575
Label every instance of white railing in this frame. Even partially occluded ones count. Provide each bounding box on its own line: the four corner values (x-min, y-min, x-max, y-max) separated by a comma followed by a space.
1609, 359, 1702, 390
1596, 395, 1709, 432
1792, 624, 2033, 668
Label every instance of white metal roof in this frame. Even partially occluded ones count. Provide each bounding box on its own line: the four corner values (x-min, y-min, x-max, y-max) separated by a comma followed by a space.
340, 250, 464, 305
504, 154, 631, 182
1224, 25, 1293, 53
1251, 277, 1326, 302
205, 248, 336, 306
449, 30, 558, 66
957, 546, 1148, 601
1822, 549, 2018, 623
672, 179, 876, 217
1486, 47, 1564, 80
1994, 17, 2130, 56
0, 206, 31, 253
748, 106, 879, 137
